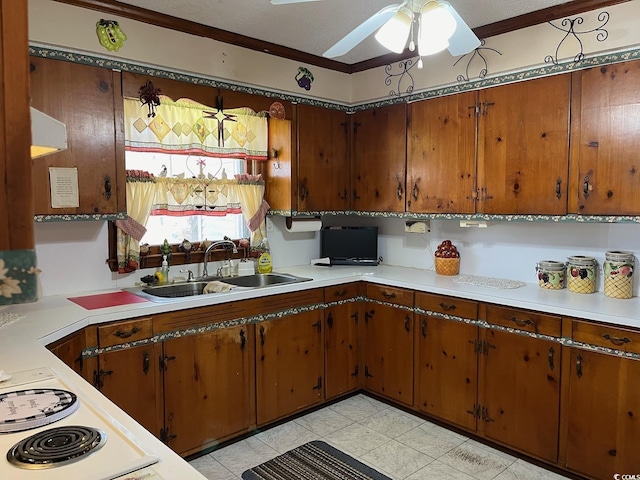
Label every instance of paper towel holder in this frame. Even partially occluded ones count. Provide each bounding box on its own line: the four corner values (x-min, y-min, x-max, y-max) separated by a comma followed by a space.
285, 216, 321, 230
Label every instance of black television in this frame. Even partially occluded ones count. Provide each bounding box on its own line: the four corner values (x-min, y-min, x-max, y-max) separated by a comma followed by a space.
320, 226, 379, 266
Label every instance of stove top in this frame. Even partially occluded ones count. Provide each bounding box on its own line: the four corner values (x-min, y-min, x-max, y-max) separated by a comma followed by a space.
7, 425, 106, 469
0, 369, 159, 480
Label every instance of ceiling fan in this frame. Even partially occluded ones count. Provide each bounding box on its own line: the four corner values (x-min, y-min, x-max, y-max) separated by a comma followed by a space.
270, 0, 481, 60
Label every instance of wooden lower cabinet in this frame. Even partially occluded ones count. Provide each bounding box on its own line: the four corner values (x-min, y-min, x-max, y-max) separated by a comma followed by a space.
97, 344, 163, 438
563, 348, 640, 479
363, 285, 414, 406
162, 325, 254, 456
324, 283, 361, 400
256, 310, 324, 425
478, 305, 561, 463
46, 327, 96, 383
414, 293, 478, 431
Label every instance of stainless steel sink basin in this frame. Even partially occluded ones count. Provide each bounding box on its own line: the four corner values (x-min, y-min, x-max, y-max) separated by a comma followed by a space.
222, 273, 311, 288
125, 272, 311, 302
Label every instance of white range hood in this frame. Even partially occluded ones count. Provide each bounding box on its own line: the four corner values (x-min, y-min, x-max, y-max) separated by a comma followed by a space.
30, 107, 67, 159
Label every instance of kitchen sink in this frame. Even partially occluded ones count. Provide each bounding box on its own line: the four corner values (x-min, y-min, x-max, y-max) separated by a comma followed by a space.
126, 273, 311, 302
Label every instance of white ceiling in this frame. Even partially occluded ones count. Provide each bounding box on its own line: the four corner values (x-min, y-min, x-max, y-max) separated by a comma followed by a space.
114, 0, 576, 65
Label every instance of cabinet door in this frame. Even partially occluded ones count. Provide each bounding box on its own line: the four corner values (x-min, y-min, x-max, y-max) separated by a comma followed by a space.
364, 304, 413, 406
477, 74, 570, 214
325, 291, 360, 400
98, 344, 163, 438
415, 315, 478, 431
256, 311, 324, 425
265, 118, 294, 212
297, 104, 349, 211
407, 92, 477, 214
352, 104, 406, 212
479, 329, 560, 463
569, 60, 640, 215
29, 56, 124, 216
564, 349, 640, 479
163, 325, 253, 455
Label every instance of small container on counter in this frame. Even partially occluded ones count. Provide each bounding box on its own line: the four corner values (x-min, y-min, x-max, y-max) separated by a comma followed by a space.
567, 256, 597, 294
536, 260, 566, 289
603, 250, 635, 299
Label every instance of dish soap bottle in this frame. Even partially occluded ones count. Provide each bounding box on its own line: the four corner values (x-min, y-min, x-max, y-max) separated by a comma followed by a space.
257, 239, 272, 274
160, 255, 170, 284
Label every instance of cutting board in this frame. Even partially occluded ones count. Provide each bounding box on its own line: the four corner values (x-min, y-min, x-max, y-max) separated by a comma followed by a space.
68, 291, 149, 310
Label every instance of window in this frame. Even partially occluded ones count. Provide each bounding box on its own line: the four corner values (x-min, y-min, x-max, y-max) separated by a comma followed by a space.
124, 151, 248, 244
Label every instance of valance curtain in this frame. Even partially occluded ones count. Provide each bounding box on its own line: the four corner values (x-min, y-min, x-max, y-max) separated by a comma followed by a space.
116, 96, 271, 273
123, 96, 268, 160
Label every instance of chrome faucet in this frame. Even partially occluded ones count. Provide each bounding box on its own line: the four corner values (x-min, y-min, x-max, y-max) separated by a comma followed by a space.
202, 240, 238, 278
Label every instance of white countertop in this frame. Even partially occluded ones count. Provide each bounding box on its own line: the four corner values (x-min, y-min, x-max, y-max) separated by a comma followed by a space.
1, 264, 639, 479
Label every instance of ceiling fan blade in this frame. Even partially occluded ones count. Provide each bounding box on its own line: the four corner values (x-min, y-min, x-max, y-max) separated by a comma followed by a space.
270, 0, 321, 4
442, 3, 481, 56
323, 4, 402, 59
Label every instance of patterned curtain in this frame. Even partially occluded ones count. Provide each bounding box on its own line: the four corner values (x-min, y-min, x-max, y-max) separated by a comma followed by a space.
124, 96, 268, 160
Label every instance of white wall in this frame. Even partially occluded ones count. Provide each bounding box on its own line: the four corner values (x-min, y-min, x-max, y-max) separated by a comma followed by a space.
34, 218, 640, 298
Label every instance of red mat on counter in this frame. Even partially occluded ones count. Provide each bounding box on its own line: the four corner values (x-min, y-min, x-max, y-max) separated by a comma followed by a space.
68, 291, 149, 310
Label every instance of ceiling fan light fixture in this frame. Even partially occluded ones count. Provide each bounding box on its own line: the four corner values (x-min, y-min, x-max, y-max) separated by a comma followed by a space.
418, 29, 449, 56
419, 1, 457, 41
374, 9, 412, 54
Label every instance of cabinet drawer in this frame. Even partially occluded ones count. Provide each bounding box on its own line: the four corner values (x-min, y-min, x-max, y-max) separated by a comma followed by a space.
324, 283, 360, 301
98, 317, 153, 347
366, 284, 413, 307
481, 304, 561, 337
572, 320, 640, 354
415, 292, 477, 320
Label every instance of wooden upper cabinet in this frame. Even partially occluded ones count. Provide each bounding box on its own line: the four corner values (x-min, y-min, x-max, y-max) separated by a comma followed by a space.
569, 60, 640, 215
477, 74, 570, 215
29, 57, 125, 216
297, 104, 350, 211
352, 104, 406, 212
407, 91, 477, 214
265, 118, 294, 212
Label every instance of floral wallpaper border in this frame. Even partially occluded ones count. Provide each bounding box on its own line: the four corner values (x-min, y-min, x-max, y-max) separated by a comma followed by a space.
80, 295, 640, 361
34, 212, 127, 223
28, 44, 640, 113
268, 210, 640, 224
0, 250, 39, 305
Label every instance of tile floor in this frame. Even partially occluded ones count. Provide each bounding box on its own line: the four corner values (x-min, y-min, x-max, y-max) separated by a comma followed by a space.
189, 394, 571, 480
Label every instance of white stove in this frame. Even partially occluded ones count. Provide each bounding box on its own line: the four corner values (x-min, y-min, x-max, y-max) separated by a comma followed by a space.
0, 368, 159, 480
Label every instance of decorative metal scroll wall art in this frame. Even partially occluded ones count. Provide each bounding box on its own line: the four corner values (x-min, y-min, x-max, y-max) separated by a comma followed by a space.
138, 80, 161, 118
385, 58, 419, 97
453, 40, 502, 82
545, 11, 610, 65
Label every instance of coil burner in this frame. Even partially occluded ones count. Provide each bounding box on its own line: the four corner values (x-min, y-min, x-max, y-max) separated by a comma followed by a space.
7, 425, 107, 469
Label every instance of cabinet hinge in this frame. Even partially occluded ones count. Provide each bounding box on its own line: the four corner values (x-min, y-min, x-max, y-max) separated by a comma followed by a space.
364, 365, 373, 378
312, 376, 323, 391
160, 427, 177, 444
466, 189, 478, 202
159, 355, 176, 371
481, 406, 495, 423
466, 404, 481, 418
364, 310, 374, 324
469, 339, 481, 355
351, 365, 359, 377
482, 341, 496, 356
351, 311, 358, 323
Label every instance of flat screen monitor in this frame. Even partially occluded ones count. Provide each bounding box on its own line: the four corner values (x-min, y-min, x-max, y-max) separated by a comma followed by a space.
320, 226, 378, 266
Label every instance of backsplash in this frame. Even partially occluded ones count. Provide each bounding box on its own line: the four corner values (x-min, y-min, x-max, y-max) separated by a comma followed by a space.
33, 218, 639, 298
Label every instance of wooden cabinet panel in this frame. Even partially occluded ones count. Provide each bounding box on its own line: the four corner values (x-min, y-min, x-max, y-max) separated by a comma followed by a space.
47, 327, 96, 384
297, 104, 349, 211
482, 304, 561, 337
98, 343, 163, 438
366, 283, 413, 307
256, 310, 324, 425
97, 317, 153, 348
352, 104, 406, 212
564, 348, 640, 479
414, 313, 478, 430
29, 57, 124, 216
572, 320, 640, 354
325, 284, 361, 399
416, 292, 477, 319
479, 329, 560, 462
364, 302, 413, 406
569, 60, 640, 215
477, 74, 570, 215
163, 325, 254, 455
407, 92, 477, 214
265, 118, 294, 211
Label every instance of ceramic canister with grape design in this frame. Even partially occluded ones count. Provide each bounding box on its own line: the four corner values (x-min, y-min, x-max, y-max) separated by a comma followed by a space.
567, 256, 597, 294
536, 260, 566, 289
603, 250, 634, 299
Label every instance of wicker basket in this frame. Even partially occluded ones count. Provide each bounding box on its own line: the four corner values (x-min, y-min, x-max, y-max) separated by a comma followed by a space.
435, 257, 460, 276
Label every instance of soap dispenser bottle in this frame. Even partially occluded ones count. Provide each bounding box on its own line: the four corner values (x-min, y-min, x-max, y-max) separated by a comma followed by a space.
161, 255, 170, 284
257, 239, 272, 274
